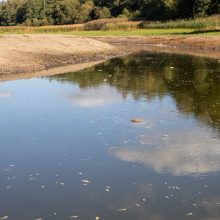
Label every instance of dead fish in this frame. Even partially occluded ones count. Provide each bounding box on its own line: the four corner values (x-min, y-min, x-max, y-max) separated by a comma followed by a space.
1, 216, 8, 220
117, 208, 127, 211
69, 216, 78, 219
81, 179, 90, 184
131, 118, 142, 123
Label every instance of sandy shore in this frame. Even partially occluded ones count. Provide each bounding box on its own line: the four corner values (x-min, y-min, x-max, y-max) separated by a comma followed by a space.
0, 34, 220, 81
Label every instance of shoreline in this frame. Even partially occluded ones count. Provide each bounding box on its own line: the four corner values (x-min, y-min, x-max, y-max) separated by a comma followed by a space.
0, 35, 220, 82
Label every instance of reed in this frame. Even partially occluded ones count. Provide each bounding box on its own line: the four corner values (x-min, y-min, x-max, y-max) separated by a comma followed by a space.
0, 16, 219, 34
141, 15, 220, 30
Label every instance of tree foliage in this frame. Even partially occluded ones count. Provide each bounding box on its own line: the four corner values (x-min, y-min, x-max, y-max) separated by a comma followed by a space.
0, 0, 219, 26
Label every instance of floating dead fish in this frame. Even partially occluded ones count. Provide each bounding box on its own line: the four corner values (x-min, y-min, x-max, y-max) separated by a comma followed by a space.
95, 217, 100, 220
81, 180, 90, 184
1, 216, 8, 220
131, 118, 142, 123
69, 216, 78, 219
118, 208, 127, 211
186, 213, 193, 216
142, 198, 146, 202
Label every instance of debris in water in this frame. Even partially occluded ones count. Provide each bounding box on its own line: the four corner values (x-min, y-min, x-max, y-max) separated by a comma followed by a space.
95, 217, 100, 220
1, 216, 8, 220
142, 198, 146, 202
186, 213, 193, 216
69, 216, 78, 219
81, 179, 90, 184
131, 118, 142, 123
117, 208, 127, 211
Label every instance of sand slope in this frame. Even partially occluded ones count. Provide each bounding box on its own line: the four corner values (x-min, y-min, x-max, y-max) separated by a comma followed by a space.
0, 34, 117, 76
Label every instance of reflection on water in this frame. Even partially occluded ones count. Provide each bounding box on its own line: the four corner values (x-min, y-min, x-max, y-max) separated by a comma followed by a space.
113, 128, 220, 176
1, 52, 220, 220
65, 86, 121, 107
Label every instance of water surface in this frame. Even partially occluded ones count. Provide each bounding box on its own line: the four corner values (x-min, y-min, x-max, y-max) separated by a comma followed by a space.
0, 53, 220, 220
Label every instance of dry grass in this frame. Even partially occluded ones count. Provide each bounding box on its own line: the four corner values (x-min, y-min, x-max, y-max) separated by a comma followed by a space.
84, 18, 142, 30
141, 15, 220, 30
0, 16, 219, 35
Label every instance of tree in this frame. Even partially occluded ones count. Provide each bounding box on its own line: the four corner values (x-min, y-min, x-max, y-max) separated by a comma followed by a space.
194, 0, 212, 17
0, 0, 25, 25
52, 0, 80, 24
93, 6, 111, 19
76, 0, 94, 23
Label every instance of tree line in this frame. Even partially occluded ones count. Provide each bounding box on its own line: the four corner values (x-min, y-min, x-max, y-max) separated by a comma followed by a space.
0, 0, 219, 26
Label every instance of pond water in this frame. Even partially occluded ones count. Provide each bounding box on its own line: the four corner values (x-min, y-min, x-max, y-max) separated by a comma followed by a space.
0, 52, 220, 220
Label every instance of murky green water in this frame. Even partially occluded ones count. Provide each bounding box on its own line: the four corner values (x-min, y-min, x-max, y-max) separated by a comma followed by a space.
0, 52, 220, 220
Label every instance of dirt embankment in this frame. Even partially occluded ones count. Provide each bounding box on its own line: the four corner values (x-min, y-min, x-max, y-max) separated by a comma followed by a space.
0, 34, 124, 81
94, 36, 220, 60
0, 34, 220, 81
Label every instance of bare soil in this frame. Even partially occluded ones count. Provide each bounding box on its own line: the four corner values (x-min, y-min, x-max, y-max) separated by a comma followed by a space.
0, 34, 220, 81
94, 36, 220, 59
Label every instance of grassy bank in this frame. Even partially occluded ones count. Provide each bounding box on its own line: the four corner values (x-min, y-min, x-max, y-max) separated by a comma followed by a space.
0, 16, 219, 36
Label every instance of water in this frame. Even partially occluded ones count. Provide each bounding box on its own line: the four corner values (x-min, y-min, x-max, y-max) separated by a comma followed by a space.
0, 52, 220, 220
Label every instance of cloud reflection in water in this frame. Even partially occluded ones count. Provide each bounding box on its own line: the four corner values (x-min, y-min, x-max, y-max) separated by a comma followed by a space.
112, 128, 220, 176
66, 86, 121, 107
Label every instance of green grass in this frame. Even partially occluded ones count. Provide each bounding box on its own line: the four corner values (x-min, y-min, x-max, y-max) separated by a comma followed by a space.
66, 29, 194, 36
0, 28, 219, 36
63, 29, 220, 36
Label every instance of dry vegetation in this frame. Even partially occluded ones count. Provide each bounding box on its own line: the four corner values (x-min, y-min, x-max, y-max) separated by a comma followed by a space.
0, 16, 219, 34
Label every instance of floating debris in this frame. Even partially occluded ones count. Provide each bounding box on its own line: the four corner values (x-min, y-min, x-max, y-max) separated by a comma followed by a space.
69, 216, 78, 219
95, 217, 100, 220
117, 208, 127, 211
81, 179, 91, 184
131, 118, 142, 123
186, 213, 193, 216
135, 203, 141, 207
105, 186, 111, 191
1, 216, 8, 220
